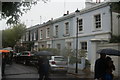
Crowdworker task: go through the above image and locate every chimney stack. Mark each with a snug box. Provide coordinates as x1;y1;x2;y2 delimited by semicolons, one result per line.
96;0;101;3
85;0;96;8
67;11;69;14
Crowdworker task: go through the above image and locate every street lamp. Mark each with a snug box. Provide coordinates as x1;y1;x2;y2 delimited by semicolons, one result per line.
75;9;80;73
75;17;79;73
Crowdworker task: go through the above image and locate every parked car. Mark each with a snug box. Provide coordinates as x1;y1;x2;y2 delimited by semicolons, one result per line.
49;56;68;73
13;53;20;58
15;51;35;65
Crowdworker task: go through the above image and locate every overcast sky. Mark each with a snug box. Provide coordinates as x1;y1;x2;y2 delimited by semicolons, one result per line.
20;0;86;28
0;0;105;30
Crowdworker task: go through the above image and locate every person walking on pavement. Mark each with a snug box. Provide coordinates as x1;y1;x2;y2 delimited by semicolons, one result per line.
2;52;7;76
38;56;50;80
94;53;107;80
103;56;115;80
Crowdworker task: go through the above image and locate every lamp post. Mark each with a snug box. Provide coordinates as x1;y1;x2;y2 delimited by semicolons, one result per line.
75;9;80;73
75;17;79;73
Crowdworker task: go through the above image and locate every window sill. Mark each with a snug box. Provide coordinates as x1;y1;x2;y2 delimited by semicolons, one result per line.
46;37;50;39
78;31;84;34
53;36;58;38
63;34;70;37
92;29;102;32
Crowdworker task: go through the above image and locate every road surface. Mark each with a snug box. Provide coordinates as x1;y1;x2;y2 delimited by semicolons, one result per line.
2;63;81;80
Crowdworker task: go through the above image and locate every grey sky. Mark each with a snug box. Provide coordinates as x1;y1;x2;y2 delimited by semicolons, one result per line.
20;0;86;28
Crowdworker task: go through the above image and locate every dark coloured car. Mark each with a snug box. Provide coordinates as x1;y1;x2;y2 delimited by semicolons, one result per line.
15;51;35;65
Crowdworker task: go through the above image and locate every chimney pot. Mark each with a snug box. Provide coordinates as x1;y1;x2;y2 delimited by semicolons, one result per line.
67;11;69;14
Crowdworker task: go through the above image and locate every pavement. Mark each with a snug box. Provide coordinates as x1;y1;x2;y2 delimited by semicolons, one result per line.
67;68;94;79
67;68;120;80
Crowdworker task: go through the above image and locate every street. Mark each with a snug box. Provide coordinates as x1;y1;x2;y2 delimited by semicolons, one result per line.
2;63;83;80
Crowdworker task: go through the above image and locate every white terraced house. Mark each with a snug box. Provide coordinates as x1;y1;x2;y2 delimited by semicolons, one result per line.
20;1;120;76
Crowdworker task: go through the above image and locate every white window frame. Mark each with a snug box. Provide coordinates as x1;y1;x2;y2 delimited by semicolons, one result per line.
26;32;29;41
66;42;72;49
57;44;61;50
80;41;87;51
40;30;43;39
46;28;50;38
94;14;101;30
65;22;69;34
34;32;36;40
55;25;58;37
22;35;25;41
47;44;51;48
30;33;32;41
78;19;83;32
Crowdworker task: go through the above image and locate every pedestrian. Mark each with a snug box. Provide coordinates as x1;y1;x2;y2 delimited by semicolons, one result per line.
103;56;115;80
2;52;7;76
38;56;50;80
94;53;107;80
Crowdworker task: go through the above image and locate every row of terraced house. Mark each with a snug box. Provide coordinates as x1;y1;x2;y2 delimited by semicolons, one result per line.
20;2;120;75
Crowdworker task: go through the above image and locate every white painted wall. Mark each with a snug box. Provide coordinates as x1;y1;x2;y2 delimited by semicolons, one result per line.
112;12;120;36
73;6;111;37
73;5;112;72
0;30;2;48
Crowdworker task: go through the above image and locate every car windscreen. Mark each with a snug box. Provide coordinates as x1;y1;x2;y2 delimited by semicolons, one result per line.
54;57;66;61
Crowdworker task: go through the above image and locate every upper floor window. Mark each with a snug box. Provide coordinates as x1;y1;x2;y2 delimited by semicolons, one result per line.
80;42;87;51
65;22;69;34
30;33;32;41
57;44;61;50
34;32;36;40
55;25;58;36
94;14;101;29
46;28;50;38
66;42;72;49
41;45;44;48
47;44;51;48
40;30;43;39
26;32;29;41
78;19;83;32
22;35;25;41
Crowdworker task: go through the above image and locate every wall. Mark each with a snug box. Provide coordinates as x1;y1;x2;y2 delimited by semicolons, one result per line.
97;43;120;76
0;52;1;80
0;30;2;48
112;12;120;36
74;6;111;37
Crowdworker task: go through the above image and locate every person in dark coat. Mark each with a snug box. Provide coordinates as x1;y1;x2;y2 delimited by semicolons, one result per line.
103;56;115;80
2;53;7;76
94;53;107;80
38;56;50;80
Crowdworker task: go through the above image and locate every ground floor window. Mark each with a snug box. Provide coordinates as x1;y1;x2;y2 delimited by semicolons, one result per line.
57;44;61;50
80;41;87;51
66;42;72;49
47;44;51;48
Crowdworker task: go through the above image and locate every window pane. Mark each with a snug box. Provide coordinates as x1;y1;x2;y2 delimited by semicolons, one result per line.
81;42;87;50
78;19;83;31
94;14;101;29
